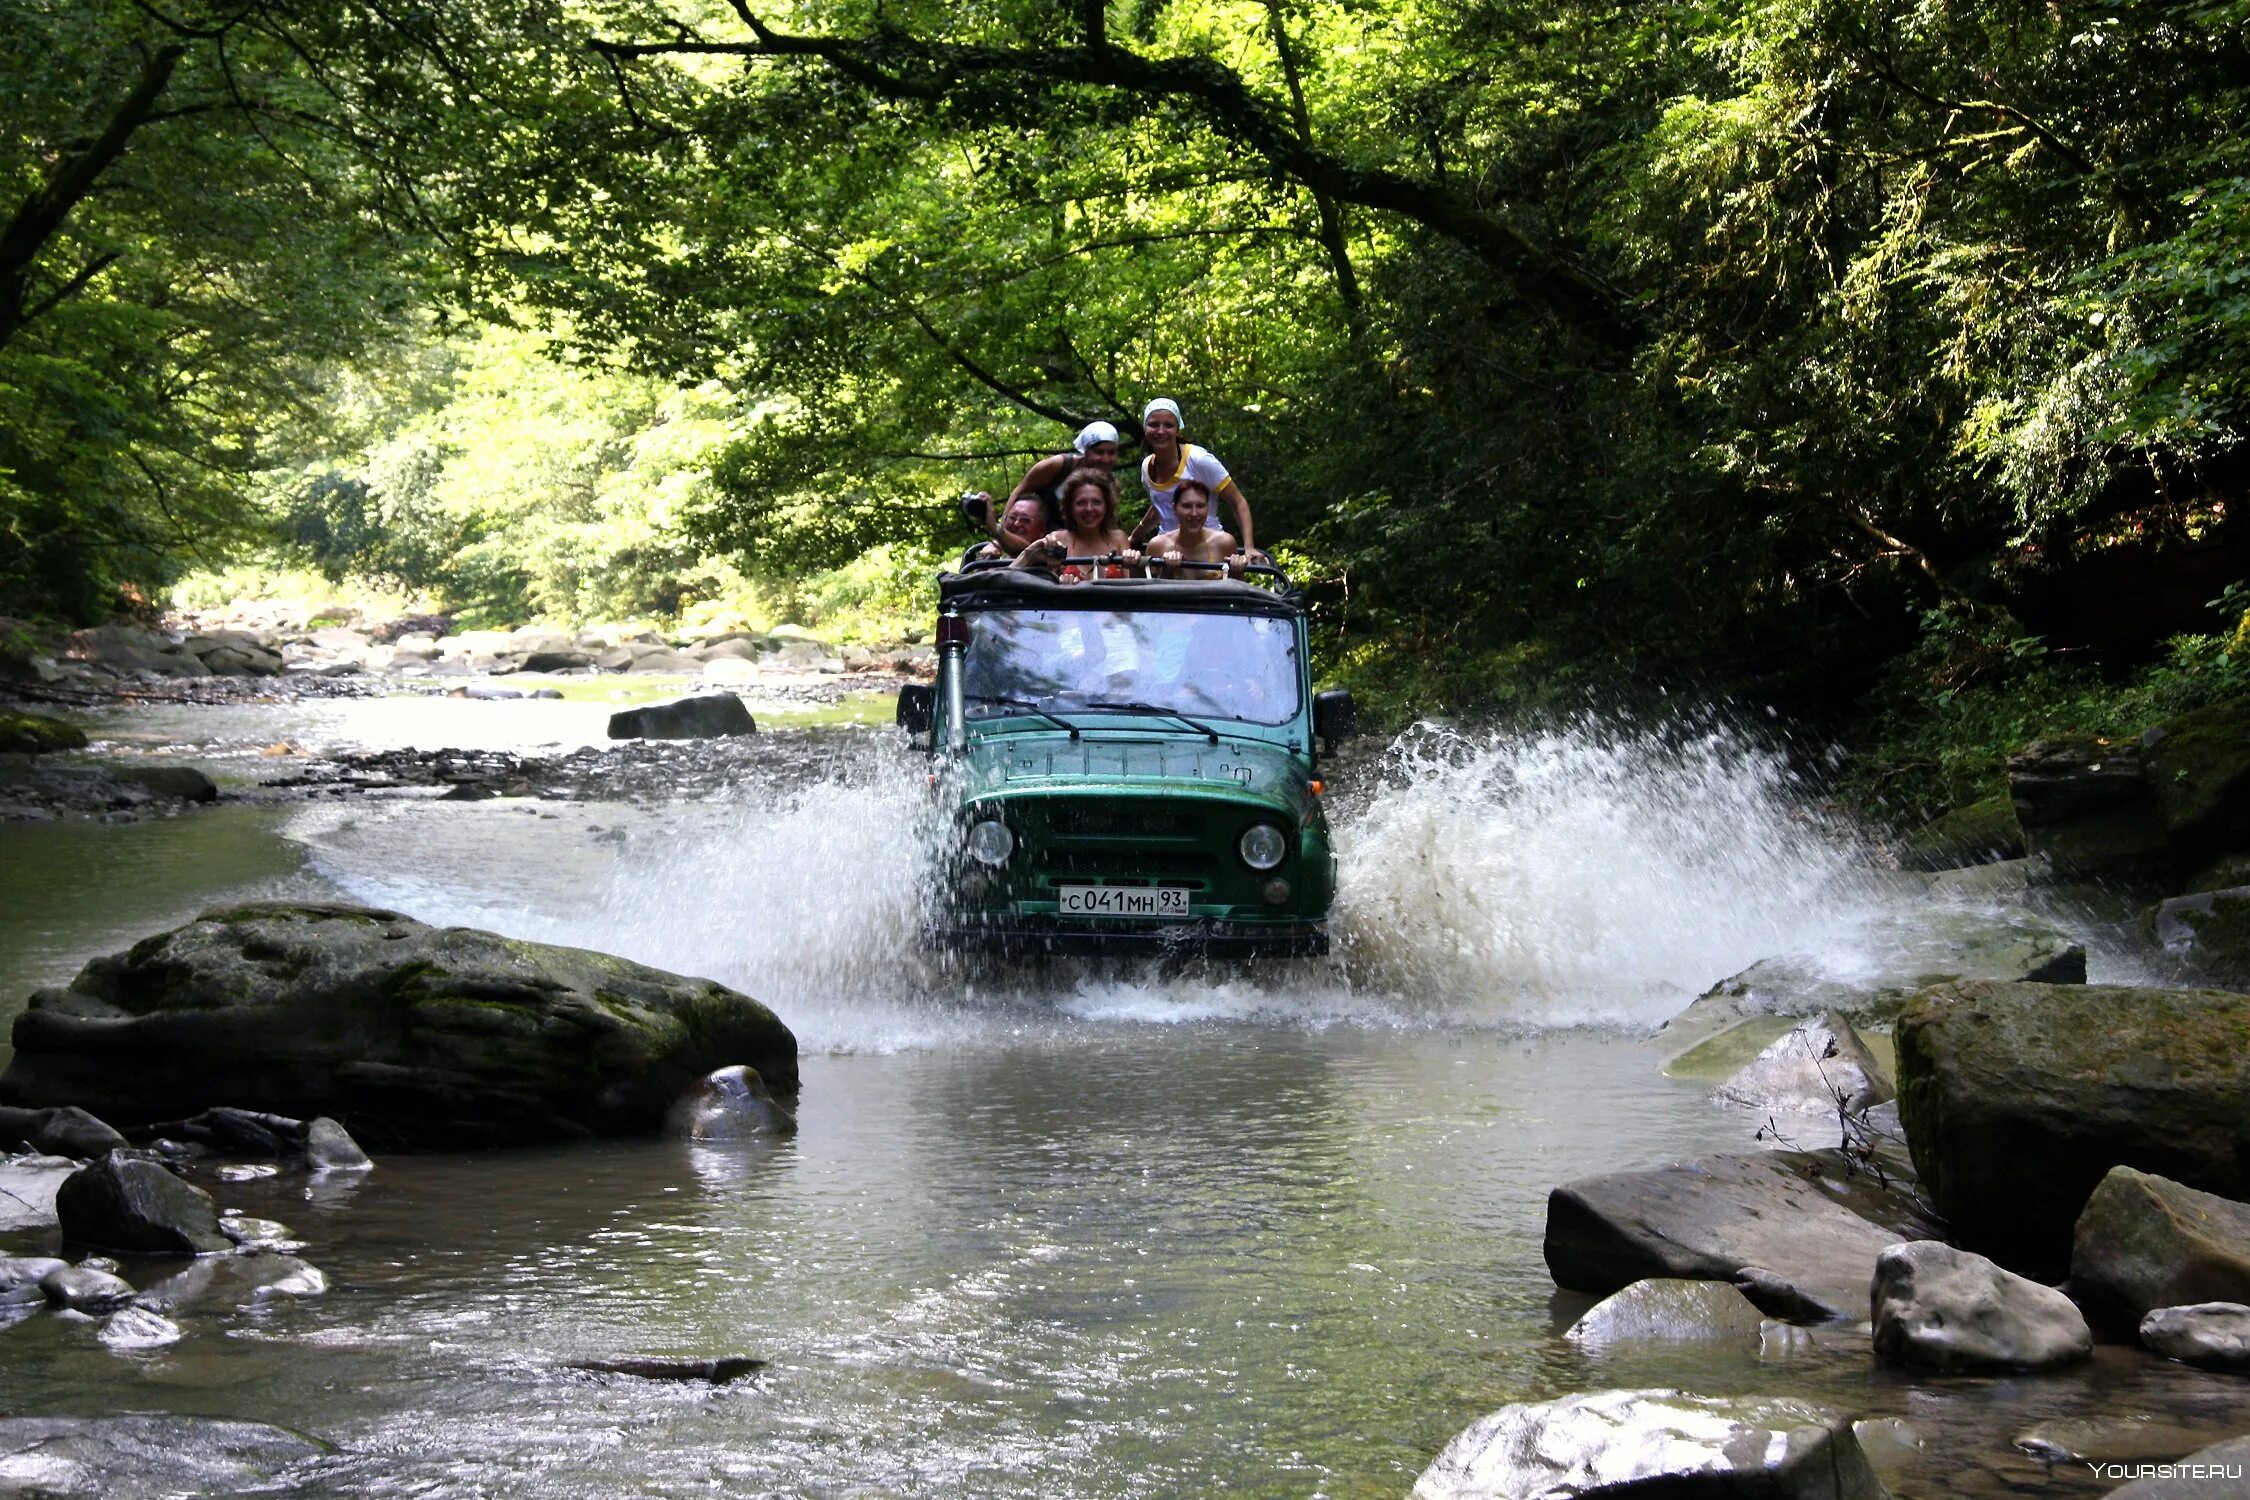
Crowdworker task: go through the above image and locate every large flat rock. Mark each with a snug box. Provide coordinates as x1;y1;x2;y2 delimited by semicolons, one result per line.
1544;1148;1935;1323
1895;981;2250;1272
0;903;797;1150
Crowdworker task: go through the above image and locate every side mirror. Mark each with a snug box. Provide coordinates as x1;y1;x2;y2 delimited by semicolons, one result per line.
896;684;934;735
1312;688;1357;747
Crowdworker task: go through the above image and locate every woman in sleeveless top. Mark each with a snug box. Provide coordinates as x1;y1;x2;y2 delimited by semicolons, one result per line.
1129;398;1255;554
1013;467;1139;581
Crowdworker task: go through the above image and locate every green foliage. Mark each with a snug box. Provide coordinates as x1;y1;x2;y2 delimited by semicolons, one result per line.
273;324;747;625
1842;589;2250;821
10;0;2248;754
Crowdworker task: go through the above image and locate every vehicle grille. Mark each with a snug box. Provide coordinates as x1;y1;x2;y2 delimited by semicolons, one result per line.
1049;805;1201;840
1031;849;1220;890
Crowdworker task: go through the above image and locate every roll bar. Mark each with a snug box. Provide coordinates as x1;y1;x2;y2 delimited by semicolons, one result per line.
949;550;1293;591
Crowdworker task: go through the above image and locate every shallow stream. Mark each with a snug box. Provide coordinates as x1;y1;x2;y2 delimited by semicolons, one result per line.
1;699;2243;1496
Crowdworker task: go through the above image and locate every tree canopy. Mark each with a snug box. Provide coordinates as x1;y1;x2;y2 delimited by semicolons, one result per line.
7;1;2247;728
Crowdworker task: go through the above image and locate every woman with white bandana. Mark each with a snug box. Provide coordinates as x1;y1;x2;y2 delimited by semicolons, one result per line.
966;420;1121;555
1128;398;1256;555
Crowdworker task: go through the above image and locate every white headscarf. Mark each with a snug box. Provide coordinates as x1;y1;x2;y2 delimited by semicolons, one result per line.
1073;420;1120;454
1140;397;1183;430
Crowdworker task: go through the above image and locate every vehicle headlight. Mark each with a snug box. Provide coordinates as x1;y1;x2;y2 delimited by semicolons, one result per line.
1238;823;1287;870
966;818;1015;867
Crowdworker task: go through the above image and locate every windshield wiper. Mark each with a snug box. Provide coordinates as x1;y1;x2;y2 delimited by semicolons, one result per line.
1075;700;1222;744
964;694;1079;738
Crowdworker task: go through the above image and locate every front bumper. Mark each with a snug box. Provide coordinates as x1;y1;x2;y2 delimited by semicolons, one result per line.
922;914;1329;959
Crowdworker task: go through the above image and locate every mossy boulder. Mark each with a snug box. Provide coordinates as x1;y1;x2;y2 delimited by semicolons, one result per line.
2070;1167;2250;1328
0;708;87;755
1897;794;2024;871
2006;733;2172;880
2144;702;2250;852
0;903;797;1150
1894;980;2250;1272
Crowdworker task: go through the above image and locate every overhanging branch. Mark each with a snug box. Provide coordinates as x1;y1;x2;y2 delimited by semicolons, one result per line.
597;12;1630;338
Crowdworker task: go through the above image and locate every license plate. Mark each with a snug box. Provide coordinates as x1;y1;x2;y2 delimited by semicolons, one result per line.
1055;884;1192;919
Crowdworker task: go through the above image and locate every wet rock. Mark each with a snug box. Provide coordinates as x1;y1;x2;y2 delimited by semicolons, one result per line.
2014;1415;2233;1466
520;649;594;673
2071;1167;2250;1326
112;766;219;803
1;902;798;1150
54;1151;231;1255
2104;1433;2250;1496
2008;733;2171;880
1713;1012;1892;1116
1664;907;2083;1051
139;1253;326;1312
2142;1303;2250;1371
0;708;88;754
1410;1388;1891;1500
0;1154;82;1232
1870;1240;2091;1372
2146;887;2250;988
0;1104;128;1157
1927;856;2045;899
1898;795;2024;871
0;1256;69;1301
669;1065;797;1140
569;1355;766;1383
96;1306;183;1350
454;684;523;701
220;1212;304;1253
40;1263;136;1313
608;692;756;740
1895;981;2250;1271
1544;1148;1934;1323
304;1116;372;1171
1564;1279;1771;1349
0;1415;325;1497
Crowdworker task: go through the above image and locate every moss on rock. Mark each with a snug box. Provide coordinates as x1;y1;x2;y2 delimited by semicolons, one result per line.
0;708;87;755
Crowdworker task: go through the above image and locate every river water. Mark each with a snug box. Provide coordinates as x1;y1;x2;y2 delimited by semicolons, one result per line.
1;697;2244;1496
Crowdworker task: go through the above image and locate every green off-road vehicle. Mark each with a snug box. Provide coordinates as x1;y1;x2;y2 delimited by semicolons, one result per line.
898;556;1355;958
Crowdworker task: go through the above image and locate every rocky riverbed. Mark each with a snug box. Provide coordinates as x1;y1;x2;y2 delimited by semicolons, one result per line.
5;662;2250;1495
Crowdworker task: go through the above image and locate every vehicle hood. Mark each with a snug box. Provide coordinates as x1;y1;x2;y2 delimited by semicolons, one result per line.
963;733;1311;818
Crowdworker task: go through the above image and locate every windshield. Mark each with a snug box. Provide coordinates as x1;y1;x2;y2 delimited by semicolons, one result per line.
962;608;1302;727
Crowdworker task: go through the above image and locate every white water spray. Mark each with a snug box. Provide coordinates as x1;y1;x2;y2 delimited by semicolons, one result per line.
1328;721;1885;1025
288;717;1895;1044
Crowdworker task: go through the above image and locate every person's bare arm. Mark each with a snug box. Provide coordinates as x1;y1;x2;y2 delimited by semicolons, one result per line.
1011;533;1068;573
1128;505;1161;548
1008;454;1068;504
1218;481;1253;553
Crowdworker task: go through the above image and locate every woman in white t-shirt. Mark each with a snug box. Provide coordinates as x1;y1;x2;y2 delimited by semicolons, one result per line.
1129;398;1255;554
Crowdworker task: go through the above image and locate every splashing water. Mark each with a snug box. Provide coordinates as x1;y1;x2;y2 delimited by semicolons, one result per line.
1326;719;1884;1025
289;716;1892;1045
